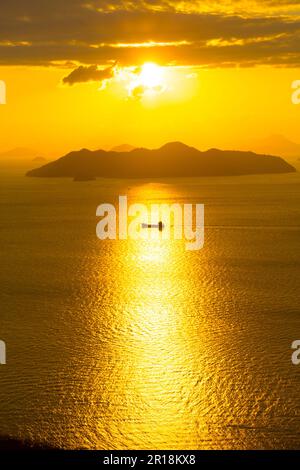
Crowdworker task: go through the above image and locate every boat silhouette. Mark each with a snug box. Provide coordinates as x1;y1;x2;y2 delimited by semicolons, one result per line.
141;221;164;231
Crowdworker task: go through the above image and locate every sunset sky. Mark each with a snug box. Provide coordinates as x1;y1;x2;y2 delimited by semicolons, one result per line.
0;0;300;156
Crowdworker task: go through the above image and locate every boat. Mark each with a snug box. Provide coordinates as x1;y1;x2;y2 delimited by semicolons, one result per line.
141;221;164;231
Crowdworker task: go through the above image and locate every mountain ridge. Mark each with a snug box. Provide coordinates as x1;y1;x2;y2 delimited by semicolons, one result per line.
252;135;300;158
26;142;296;178
110;144;136;153
0;147;38;159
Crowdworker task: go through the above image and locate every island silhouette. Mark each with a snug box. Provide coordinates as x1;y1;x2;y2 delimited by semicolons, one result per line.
26;142;296;179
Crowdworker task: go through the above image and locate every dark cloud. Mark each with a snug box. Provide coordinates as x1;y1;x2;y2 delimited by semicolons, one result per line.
0;1;299;67
129;83;165;98
62;64;115;85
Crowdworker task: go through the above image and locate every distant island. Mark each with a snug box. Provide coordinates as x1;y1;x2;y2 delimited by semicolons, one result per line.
26;142;296;179
32;156;47;164
0;435;53;450
0;148;47;170
0;147;37;159
110;144;136;153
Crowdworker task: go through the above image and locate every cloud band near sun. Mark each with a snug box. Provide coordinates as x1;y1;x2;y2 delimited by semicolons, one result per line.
62;62;171;101
63;64;116;85
0;1;300;68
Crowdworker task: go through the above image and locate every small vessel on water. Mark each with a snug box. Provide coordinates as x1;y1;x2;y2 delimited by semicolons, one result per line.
141;221;164;231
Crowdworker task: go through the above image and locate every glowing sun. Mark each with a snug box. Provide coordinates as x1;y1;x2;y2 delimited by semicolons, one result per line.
139;62;164;88
128;62;166;98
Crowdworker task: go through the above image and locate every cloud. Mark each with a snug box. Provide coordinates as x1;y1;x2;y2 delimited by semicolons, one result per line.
0;1;300;68
130;84;148;98
129;83;165;99
63;64;115;85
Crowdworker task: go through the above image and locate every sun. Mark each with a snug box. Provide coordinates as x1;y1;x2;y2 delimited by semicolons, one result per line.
139;62;164;89
124;62;166;98
114;62;168;99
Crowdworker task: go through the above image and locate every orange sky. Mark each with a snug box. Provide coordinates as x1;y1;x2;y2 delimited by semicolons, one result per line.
0;1;300;157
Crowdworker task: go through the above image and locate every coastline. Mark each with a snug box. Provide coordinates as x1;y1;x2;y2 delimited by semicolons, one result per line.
0;436;53;450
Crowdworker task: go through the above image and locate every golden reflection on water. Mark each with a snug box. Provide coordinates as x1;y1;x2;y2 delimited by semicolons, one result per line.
113;242;196;448
2;177;300;449
48;181;297;450
92;184;212;449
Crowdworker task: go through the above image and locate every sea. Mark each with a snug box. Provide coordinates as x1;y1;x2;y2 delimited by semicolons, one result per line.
1;169;300;449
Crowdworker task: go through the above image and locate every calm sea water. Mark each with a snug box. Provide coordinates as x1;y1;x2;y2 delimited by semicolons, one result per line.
1;170;300;449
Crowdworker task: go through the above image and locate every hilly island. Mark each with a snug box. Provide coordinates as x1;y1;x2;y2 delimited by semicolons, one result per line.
26;142;296;179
